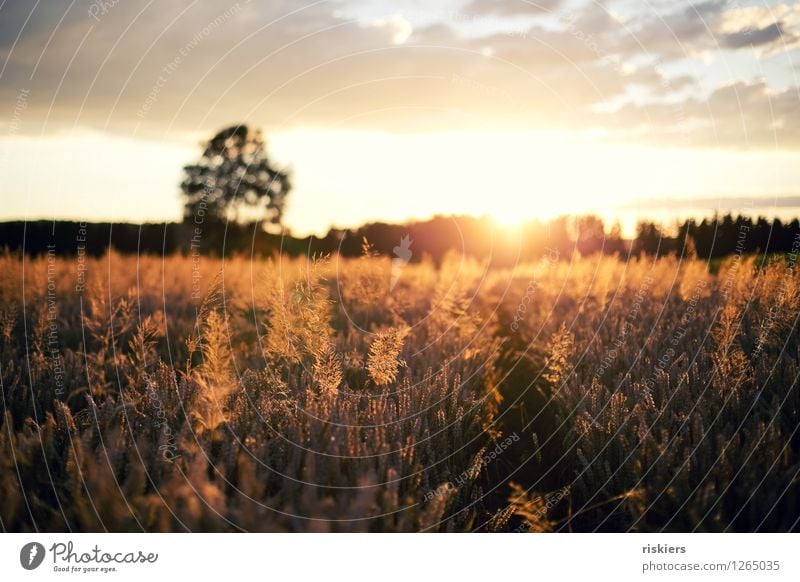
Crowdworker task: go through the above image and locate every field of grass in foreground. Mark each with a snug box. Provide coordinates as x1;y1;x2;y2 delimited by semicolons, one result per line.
1;248;799;532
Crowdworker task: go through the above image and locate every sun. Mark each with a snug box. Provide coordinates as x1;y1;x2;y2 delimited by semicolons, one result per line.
489;208;527;229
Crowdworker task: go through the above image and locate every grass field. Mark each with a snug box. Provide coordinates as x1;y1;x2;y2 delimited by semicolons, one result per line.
1;246;799;532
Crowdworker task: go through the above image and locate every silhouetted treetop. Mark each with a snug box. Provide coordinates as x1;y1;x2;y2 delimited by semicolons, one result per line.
181;124;291;225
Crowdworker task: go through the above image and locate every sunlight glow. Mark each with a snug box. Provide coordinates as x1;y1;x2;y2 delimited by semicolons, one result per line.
2;129;800;237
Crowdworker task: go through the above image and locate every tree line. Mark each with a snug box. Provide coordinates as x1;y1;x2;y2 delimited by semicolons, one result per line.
2;213;798;263
2;124;797;262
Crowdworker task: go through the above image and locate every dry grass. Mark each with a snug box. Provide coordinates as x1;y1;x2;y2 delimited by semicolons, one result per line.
0;248;798;532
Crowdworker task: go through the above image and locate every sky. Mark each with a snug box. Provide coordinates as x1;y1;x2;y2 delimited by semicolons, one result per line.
1;0;800;236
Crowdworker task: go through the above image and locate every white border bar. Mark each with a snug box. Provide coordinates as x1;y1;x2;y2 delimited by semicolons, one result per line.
2;533;798;581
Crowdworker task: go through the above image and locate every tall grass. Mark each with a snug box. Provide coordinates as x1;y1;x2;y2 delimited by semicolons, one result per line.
0;248;798;531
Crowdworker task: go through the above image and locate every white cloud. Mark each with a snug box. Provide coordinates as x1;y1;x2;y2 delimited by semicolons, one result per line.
370;14;413;45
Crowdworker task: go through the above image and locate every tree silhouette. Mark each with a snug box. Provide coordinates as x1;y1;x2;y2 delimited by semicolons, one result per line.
634;221;666;256
181;124;291;226
573;215;606;255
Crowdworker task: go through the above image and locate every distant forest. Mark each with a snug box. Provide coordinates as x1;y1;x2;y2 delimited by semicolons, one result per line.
1;213;799;263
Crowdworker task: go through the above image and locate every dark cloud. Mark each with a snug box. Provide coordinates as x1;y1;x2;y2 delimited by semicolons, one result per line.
722;21;790;49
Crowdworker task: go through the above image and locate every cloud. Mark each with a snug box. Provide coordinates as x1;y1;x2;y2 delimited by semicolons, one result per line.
0;0;797;150
371;14;413;45
597;80;800;148
718;5;800;56
610;0;800;59
0;1;406;133
722;22;786;49
610;1;727;60
0;0;650;137
463;0;560;17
